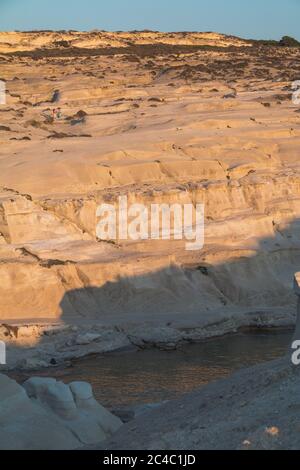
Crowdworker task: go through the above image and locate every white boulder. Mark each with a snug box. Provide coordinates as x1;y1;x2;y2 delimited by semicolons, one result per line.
0;373;122;449
69;381;122;435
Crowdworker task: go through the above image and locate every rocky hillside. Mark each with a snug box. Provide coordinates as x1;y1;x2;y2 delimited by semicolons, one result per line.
0;32;300;335
0;30;250;54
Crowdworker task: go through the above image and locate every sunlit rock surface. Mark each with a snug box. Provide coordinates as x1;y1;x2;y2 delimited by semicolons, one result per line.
0;31;300;344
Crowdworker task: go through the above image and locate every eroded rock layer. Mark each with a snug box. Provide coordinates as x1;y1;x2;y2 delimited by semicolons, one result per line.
0;31;300;333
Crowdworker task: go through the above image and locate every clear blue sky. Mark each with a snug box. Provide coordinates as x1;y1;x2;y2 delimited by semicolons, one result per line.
0;0;300;40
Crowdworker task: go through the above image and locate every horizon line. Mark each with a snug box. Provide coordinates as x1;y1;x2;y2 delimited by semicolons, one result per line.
0;29;290;42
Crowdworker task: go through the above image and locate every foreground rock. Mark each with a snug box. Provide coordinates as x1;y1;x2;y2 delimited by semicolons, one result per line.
0;374;122;450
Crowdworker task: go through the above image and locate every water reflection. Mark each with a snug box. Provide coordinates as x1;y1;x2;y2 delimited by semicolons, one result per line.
12;330;292;408
55;330;293;406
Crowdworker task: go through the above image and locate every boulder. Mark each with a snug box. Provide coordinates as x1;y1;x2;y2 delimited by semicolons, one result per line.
0;374;78;450
25;379;77;419
69;381;122;434
0;373;122;449
23;376;122;444
23;376;57;398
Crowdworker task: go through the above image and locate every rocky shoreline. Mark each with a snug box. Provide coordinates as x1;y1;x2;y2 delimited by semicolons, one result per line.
0;290;297;450
0;323;294;450
0;307;295;371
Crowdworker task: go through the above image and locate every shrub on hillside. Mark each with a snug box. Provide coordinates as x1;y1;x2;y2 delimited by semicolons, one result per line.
279;36;300;47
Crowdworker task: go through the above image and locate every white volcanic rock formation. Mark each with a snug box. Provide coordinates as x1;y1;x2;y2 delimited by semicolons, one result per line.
0;31;300;338
0;373;122;449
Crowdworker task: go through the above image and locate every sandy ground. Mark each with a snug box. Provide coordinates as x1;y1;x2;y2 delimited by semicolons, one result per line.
0;32;300;366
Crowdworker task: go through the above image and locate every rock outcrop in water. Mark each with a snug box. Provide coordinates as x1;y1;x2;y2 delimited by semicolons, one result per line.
0;373;122;450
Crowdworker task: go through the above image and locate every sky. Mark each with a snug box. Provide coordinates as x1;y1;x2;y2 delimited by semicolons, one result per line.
0;0;300;40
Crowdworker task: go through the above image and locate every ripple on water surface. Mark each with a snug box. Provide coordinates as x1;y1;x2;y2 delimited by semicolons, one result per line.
18;330;291;408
